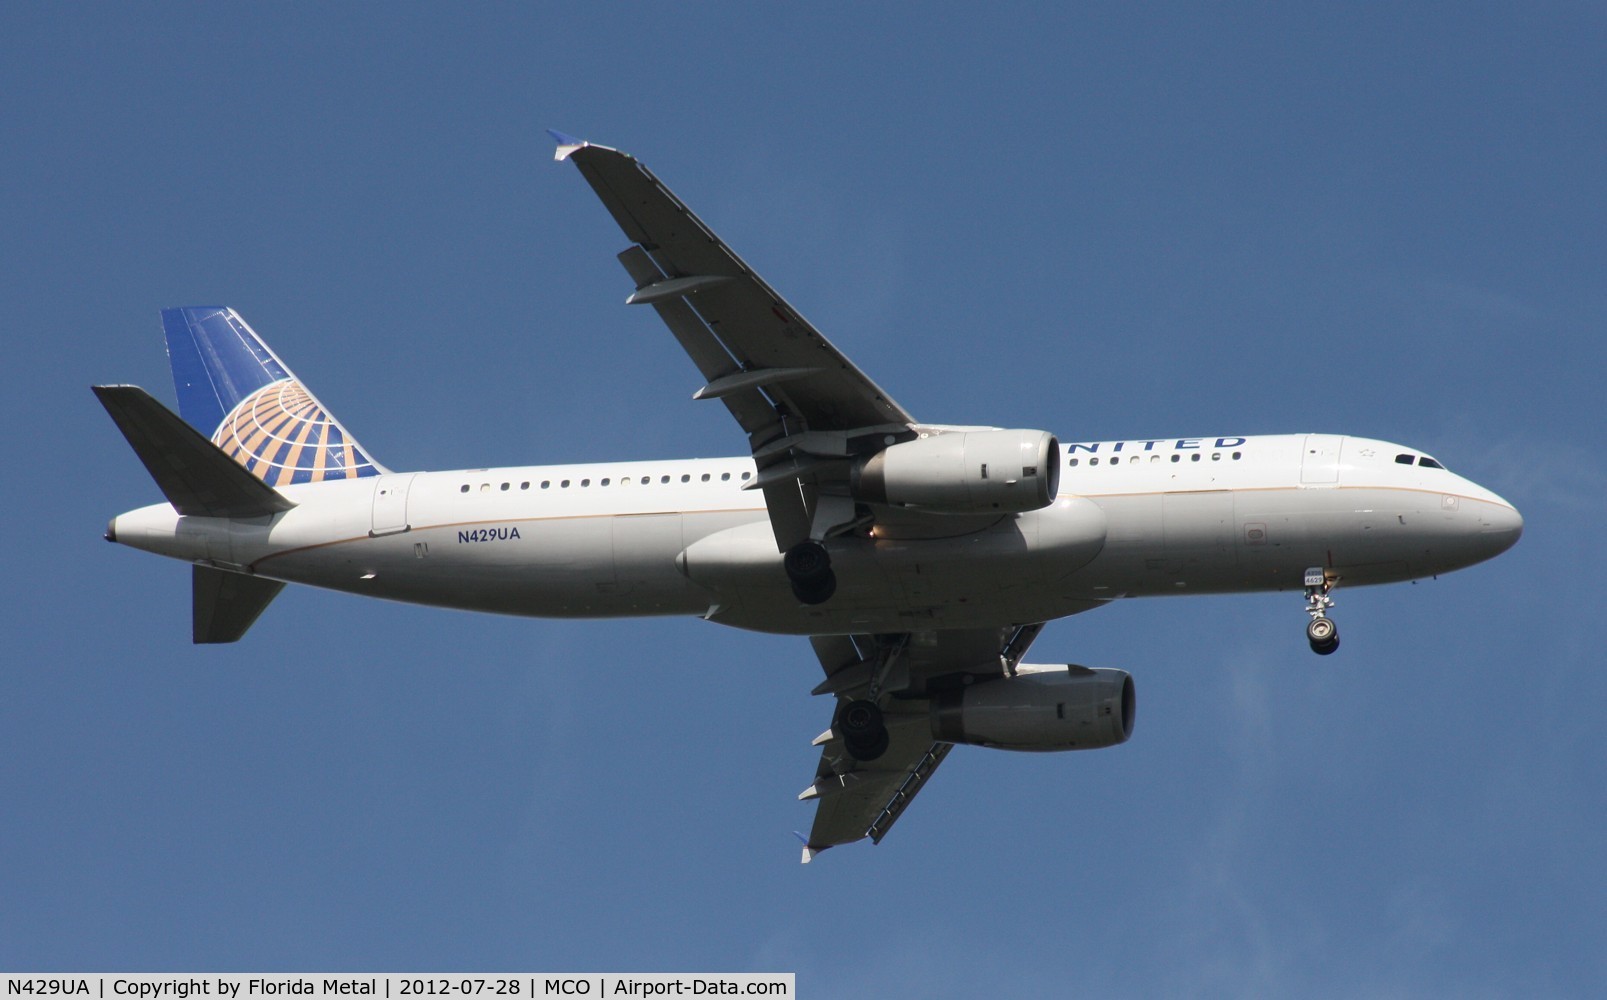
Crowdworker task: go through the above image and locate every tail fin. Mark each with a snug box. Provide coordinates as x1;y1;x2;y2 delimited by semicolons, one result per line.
162;307;388;486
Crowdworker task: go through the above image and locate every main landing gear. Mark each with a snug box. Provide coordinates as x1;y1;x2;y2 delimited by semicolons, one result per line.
1303;566;1340;655
784;540;836;605
836;699;890;761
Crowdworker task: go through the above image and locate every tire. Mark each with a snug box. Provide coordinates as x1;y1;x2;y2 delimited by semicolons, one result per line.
1306;617;1337;644
791;573;837;605
1310;634;1340;656
783;541;831;582
839;699;889;761
784;541;835;605
846;726;890;761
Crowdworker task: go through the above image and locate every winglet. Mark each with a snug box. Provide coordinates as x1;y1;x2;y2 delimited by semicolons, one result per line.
793;831;823;865
548;129;589;162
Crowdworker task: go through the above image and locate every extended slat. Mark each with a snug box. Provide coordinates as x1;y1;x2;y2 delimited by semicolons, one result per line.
868;743;953;844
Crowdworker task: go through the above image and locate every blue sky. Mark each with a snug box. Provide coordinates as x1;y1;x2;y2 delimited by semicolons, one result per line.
3;3;1602;995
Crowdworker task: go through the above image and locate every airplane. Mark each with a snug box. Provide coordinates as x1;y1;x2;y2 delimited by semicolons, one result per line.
94;133;1524;861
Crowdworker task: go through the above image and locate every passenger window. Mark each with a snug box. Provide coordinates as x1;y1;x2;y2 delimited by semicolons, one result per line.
661;475;670;484
581;479;590;487
561;480;570;488
520;481;529;490
1090;457;1100;466
541;481;550;489
701;473;711;482
1211;453;1220;461
1170;455;1180;463
501;483;509;491
1232;452;1242;460
460;484;469;493
741;471;751;481
721;472;731;481
601;478;611;486
1191;454;1201;462
1069;458;1079;467
479;484;489;493
681;474;690;483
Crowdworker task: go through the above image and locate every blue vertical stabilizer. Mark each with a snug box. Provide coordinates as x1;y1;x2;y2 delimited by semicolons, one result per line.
160;307;386;486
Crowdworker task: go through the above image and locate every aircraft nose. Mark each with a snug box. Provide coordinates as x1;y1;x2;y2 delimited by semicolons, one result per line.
1479;501;1524;557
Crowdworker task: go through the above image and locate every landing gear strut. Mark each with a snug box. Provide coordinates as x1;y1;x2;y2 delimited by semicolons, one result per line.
837;699;889;761
784;541;836;605
1303;566;1340;655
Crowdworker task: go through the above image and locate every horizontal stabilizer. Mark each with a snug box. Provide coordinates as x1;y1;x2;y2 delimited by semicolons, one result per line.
193;565;285;644
92;385;297;518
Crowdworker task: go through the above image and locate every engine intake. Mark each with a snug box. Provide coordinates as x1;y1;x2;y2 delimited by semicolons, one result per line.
853;429;1060;514
931;664;1134;751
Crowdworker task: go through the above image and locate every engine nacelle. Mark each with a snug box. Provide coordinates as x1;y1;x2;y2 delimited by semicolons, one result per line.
853;429;1060;514
931;664;1134;751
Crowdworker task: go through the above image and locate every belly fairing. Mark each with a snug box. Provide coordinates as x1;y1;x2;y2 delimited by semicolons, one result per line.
677;496;1108;633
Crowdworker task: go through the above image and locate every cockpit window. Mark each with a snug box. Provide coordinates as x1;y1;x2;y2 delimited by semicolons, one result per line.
1418;456;1445;470
1395;454;1415;465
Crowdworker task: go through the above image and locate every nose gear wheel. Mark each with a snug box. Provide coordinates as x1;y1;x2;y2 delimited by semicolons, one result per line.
1303;567;1341;655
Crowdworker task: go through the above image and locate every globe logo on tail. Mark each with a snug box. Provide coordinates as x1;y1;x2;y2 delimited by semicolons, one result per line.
212;379;380;486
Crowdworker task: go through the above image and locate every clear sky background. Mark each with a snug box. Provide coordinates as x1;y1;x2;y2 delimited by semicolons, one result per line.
3;4;1602;995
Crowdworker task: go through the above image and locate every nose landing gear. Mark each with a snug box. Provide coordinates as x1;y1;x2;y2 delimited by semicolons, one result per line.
1303;566;1340;655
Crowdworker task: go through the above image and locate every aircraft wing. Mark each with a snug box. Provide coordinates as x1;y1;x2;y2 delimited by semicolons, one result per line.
553;132;920;548
797;625;1045;861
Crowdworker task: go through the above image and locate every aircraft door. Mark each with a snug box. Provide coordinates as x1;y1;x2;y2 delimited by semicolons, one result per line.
1300;434;1343;484
370;473;418;536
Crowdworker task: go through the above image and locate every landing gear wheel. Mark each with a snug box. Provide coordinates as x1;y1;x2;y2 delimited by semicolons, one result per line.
784;541;836;605
1302;567;1340;655
838;699;889;761
1306;616;1340;656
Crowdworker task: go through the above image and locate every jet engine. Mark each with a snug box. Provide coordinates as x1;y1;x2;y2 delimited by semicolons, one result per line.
930;664;1134;751
853;429;1060;514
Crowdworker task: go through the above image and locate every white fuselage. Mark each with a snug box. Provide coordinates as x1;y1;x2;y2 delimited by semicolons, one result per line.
108;433;1523;635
